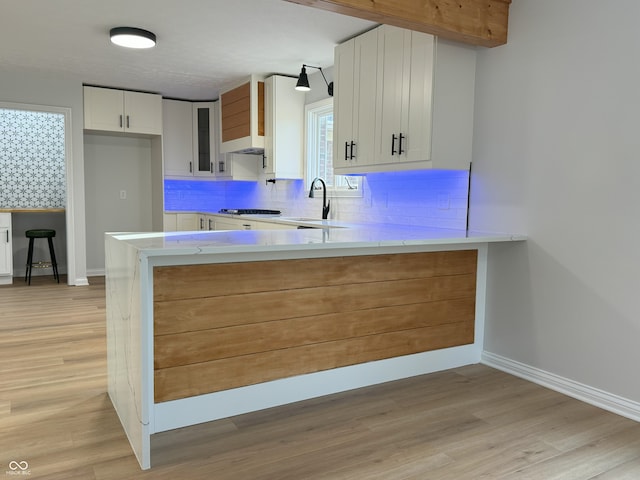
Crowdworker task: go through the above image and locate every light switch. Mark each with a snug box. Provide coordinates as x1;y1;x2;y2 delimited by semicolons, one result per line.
120;190;127;200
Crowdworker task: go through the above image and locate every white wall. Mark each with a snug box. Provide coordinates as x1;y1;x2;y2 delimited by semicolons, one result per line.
84;134;153;274
0;66;87;285
470;0;640;403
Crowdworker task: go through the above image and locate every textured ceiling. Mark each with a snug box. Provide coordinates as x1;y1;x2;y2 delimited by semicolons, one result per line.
0;0;375;100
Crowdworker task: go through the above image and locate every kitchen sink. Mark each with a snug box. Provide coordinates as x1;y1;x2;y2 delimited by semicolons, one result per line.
278;217;345;229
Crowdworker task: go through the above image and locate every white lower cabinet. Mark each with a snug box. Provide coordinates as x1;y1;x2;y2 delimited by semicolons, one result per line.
200;215;218;231
176;213;199;231
0;213;12;279
163;213;199;232
166;213;298;232
213;216;296;231
214;217;252;230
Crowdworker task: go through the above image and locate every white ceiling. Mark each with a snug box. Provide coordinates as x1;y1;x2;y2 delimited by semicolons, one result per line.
0;0;376;100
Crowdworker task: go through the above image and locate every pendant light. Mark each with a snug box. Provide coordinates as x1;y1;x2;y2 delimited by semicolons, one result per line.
110;27;156;49
295;64;333;96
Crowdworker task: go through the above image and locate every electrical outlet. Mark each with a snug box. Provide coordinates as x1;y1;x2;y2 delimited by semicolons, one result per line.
119;190;127;200
437;193;450;209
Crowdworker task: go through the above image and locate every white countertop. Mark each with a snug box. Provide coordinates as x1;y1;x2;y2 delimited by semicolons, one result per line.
108;219;526;258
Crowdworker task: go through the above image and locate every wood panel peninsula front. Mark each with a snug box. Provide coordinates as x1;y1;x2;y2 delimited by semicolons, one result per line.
105;223;525;469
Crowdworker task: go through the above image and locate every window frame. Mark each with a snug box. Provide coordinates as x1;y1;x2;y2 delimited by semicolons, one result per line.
304;98;362;197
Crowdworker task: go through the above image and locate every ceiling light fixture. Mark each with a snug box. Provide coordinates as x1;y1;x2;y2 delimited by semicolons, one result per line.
110;27;156;49
295;64;333;96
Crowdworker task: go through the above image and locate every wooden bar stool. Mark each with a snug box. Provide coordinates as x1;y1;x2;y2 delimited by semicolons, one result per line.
25;229;59;285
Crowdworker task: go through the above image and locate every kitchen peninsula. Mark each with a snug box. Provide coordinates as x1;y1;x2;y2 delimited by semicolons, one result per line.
105;223;525;469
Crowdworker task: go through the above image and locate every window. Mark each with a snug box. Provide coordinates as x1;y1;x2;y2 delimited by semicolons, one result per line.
305;98;361;196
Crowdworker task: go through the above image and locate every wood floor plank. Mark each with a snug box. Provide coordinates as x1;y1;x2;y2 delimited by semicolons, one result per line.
590;456;640;479
1;275;640;479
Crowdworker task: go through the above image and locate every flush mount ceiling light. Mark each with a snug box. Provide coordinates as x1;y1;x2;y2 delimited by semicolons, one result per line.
295;64;333;96
110;27;156;49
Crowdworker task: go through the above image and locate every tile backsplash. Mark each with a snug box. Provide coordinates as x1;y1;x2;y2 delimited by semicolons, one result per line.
0;108;66;208
165;169;469;230
164;179;227;212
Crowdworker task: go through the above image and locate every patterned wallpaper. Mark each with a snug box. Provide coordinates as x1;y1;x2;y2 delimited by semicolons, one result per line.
0;108;66;208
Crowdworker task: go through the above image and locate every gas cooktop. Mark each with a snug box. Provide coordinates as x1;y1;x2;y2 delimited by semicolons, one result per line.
218;209;281;215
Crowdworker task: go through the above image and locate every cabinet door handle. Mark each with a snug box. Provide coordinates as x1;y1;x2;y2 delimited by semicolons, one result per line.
350;141;355;159
398;133;405;155
208;219;213;230
200;218;204;229
344;142;349;161
242;224;251;230
119;115;123;128
219;161;225;173
5;230;8;243
391;134;398;155
189;161;193;173
126;115;130;129
262;154;267;169
210;162;213;173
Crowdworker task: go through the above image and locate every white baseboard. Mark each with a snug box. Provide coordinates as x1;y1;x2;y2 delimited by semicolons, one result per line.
481;351;640;423
87;268;105;277
154;345;481;433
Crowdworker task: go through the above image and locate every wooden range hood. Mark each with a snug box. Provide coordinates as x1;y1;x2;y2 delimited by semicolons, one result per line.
283;0;512;48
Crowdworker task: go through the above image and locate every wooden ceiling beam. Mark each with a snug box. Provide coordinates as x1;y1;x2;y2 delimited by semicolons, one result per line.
283;0;511;47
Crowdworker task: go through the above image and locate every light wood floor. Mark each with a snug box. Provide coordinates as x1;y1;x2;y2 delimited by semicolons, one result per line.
1;277;640;479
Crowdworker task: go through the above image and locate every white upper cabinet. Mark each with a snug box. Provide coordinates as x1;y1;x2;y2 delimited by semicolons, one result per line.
263;75;306;179
219;75;265;154
334;25;476;174
212;102;259;181
334;27;379;171
163;99;194;177
214;153;259;181
163;100;220;179
83;86;162;135
192;102;217;177
377;25;434;165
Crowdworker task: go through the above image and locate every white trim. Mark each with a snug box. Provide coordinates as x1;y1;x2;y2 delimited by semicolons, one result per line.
304;97;363;197
74;277;90;286
481;351;640;423
154;344;480;433
474;245;488;350
0;101;79;286
87;268;106;277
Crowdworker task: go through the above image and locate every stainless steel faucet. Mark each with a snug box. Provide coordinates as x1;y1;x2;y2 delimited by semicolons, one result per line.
308;177;330;219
